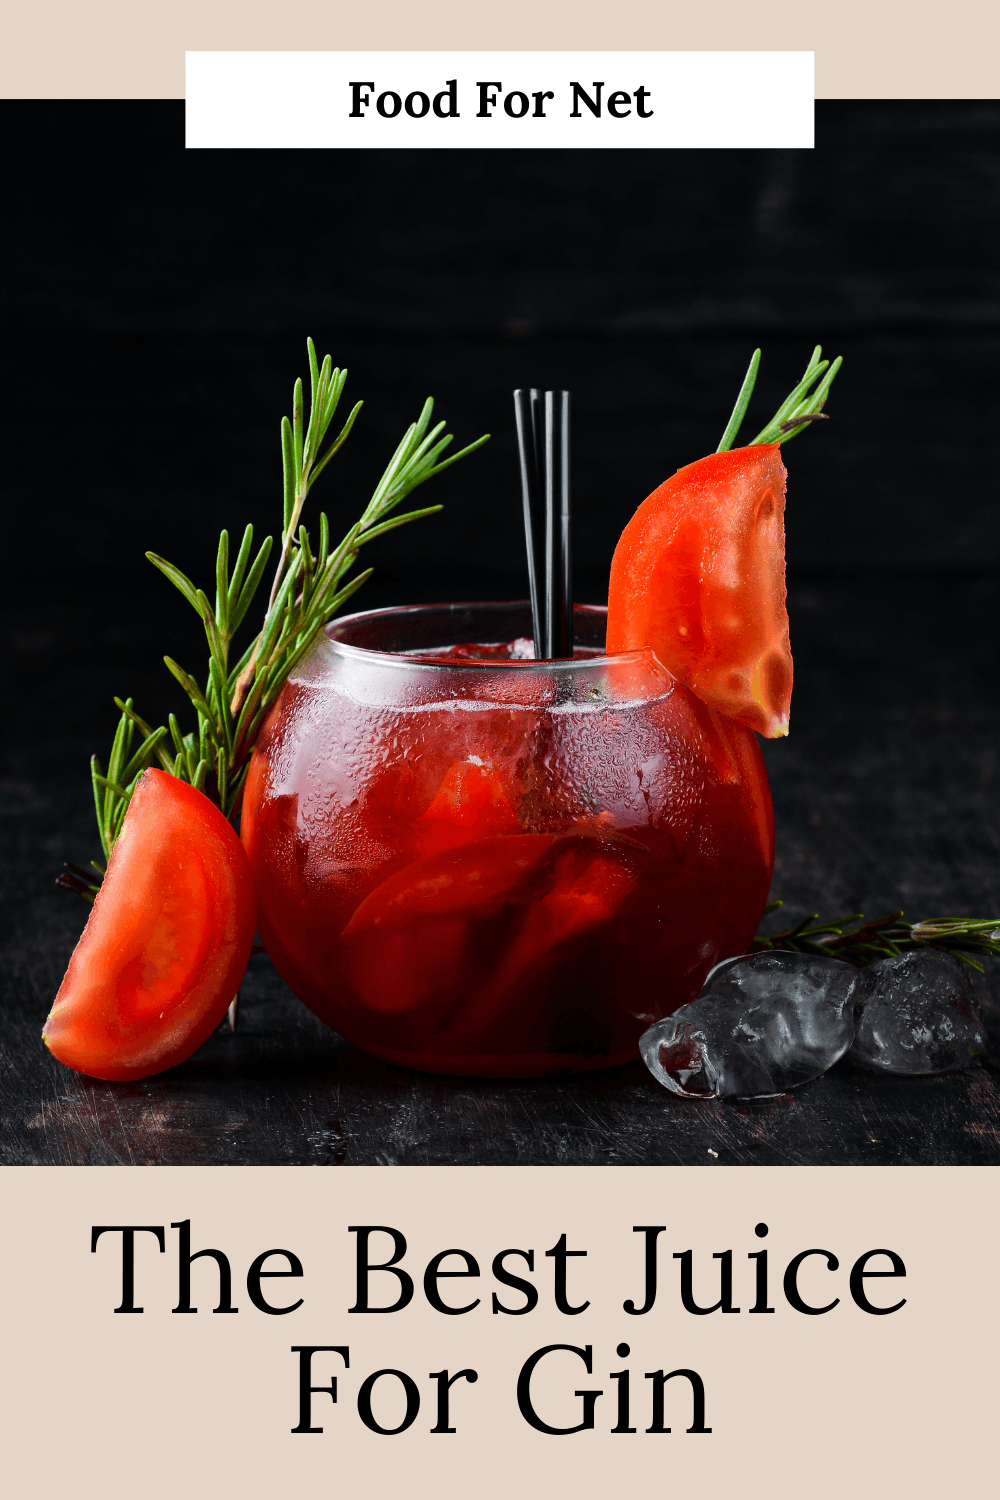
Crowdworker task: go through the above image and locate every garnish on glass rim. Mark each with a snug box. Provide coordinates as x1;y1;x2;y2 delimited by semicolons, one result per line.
605;345;842;741
61;340;489;896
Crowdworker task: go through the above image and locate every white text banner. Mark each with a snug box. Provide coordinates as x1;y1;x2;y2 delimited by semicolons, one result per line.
185;52;814;149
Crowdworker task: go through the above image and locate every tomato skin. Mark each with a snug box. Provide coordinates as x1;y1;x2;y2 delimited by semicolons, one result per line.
606;445;792;738
42;770;257;1081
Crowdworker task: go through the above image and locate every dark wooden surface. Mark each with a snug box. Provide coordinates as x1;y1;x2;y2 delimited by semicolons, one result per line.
1;101;998;1165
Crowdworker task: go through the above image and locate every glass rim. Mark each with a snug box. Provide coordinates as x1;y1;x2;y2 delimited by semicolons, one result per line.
321;600;656;673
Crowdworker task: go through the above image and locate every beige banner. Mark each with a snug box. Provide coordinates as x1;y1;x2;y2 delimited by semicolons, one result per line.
3;1164;995;1497
1;0;998;100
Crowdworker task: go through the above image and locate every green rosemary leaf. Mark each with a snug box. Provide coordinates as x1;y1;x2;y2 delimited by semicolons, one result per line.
950;951;986;972
754;906;1000;967
355;504;444;548
232;663;269;752
297;524;316;615
751;345;843;445
292;377;305;481
163;656;216;728
105;705;131;788
90;756;109;861
302;359;326;470
777;357;844;443
410;396;435;445
214;530;230;633
194;588;225;665
224;762;250;820
111;697;172;771
227;524;255;612
120;725;169;787
230;534;274;634
367;420;423;515
312;563;371;620
752;367;828;442
272;569;374;691
111;697;150;734
146;553;202;615
281;415;296;537
409;430;491;486
309;398;363;485
198;712;212;767
769;346;826;422
914;918;1000;940
298;523;315;576
306;360;349;472
255;563;299;666
716;348;761;452
208;655;234;757
92;770;132;800
401;424;452;476
324;521;362;574
321;366;349;429
167;713;186;759
306;338;321;430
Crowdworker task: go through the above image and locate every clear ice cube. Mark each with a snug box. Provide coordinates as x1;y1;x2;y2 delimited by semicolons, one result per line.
639;950;859;1099
849;949;988;1074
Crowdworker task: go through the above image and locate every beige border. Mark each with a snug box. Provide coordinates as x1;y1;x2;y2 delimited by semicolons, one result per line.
3;1165;997;1497
1;0;998;100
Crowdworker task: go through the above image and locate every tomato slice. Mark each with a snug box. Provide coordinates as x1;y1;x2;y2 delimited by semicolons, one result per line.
483;833;640;984
42;769;257;1081
339;834;554;1014
606;444;792;738
413;758;521;857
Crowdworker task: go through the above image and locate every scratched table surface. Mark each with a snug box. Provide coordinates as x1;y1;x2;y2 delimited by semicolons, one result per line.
2;573;997;1167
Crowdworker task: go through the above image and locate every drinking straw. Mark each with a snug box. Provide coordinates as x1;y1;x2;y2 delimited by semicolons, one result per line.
514;387;573;659
513;388;545;657
544;389;573;659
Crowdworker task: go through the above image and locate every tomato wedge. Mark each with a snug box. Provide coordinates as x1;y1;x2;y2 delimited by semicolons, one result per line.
413;758;521;857
43;769;257;1081
339;834;554;1015
606;444;792;738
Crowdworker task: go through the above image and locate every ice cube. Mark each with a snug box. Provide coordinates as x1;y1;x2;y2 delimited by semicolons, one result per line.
849;949;988;1074
639;950;859;1099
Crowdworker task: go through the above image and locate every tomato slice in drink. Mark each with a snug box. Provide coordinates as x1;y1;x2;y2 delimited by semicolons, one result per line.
43;770;257;1081
339;833;554;1014
413;758;521;858
494;833;636;974
606;444;792;738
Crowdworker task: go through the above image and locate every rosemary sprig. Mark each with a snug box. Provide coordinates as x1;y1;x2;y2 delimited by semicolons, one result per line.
717;345;843;452
86;339;489;867
753;901;1000;973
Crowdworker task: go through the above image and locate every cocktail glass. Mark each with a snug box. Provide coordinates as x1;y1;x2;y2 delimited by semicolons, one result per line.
241;601;774;1076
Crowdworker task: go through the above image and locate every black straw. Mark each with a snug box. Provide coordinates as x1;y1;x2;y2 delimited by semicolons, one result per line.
513;388;545;658
544;390;572;659
514;387;572;659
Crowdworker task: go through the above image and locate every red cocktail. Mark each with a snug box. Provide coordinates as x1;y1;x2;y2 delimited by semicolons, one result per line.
241;601;774;1076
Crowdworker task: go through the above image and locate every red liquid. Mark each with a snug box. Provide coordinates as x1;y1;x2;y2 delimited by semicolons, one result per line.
241;621;774;1077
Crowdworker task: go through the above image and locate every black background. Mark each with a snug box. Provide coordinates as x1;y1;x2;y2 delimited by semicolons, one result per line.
1;101;998;1164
